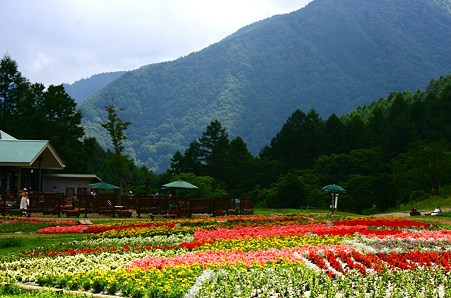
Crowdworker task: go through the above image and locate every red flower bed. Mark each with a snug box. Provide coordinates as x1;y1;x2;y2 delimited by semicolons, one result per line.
332;218;430;228
0;217;77;225
379;250;451;270
304;247;451;277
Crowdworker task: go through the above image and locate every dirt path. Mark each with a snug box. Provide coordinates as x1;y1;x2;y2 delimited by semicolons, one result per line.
374;212;410;217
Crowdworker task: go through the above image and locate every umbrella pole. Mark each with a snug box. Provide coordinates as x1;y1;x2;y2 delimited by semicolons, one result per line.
331;193;339;215
330;193;333;214
331;193;334;215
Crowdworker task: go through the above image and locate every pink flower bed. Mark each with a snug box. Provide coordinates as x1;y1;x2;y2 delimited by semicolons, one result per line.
127;244;451;274
127;245;345;270
37;225;87;234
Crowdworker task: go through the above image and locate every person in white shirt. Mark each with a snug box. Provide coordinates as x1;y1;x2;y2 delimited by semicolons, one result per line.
431;207;442;216
19;188;29;216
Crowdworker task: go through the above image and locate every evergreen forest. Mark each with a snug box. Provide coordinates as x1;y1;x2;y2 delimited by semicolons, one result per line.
167;74;451;213
2;54;450;214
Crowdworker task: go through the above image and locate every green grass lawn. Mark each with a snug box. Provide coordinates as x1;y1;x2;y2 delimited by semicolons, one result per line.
253;207;356;217
395;195;451;213
0;234;89;257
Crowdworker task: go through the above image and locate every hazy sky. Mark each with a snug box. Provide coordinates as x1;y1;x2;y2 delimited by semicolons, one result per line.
1;0;312;86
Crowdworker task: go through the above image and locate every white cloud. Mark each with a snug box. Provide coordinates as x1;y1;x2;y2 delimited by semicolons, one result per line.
0;0;311;85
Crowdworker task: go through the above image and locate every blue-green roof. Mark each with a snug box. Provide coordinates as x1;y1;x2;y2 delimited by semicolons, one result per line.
0;130;16;140
0;139;65;169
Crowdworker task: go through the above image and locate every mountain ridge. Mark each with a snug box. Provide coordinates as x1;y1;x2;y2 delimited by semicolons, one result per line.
79;0;451;172
64;71;127;103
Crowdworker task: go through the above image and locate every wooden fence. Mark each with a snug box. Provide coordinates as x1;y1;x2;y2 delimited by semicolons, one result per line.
0;192;253;218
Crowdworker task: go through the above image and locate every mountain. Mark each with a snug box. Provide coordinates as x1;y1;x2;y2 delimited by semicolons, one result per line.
64;71;127;103
79;0;451;172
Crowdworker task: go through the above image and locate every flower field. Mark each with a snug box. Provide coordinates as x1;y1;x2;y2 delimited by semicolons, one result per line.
1;214;451;297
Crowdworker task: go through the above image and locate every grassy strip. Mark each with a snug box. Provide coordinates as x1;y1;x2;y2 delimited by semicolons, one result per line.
411;213;451;229
395;195;451;213
0;283;89;297
0;234;89;257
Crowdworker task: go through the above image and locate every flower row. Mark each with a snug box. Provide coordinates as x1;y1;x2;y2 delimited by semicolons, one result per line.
28;257;451;297
127;244;451;274
2;214;449;297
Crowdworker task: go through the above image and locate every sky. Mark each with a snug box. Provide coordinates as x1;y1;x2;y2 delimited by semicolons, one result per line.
1;0;312;86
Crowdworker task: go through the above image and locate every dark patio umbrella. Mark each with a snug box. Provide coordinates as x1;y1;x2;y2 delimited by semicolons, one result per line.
322;184;346;215
161;180;198;189
322;184;346;193
161;180;197;216
89;181;120;190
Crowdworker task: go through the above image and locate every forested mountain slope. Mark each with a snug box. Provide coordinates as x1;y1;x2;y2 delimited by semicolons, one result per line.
79;0;451;172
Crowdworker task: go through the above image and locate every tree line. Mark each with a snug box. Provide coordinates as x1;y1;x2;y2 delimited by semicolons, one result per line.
0;55;154;191
166;75;451;213
1;54;450;213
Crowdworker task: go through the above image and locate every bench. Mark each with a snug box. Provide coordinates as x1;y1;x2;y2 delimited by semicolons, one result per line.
79;219;93;225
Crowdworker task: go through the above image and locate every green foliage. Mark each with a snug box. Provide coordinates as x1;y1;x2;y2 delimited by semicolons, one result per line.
223;137;256;197
393;194;451;215
99;105;132;186
170;74;451;213
78;0;451;172
3;0;451;216
268;173;306;208
168;173;228;198
0;284;85;297
0;54;29;132
0;238;21;249
261;110;325;171
409;190;429;202
0;54;94;173
0;222;56;234
0;55;154;189
101;105;130;156
251;187;278;208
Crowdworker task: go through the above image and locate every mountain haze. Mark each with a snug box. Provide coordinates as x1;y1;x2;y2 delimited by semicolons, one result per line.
64;71;127;103
79;0;451;172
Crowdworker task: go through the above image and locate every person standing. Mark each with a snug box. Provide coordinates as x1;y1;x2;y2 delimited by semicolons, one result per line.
71;193;78;209
19;188;29;216
127;191;134;208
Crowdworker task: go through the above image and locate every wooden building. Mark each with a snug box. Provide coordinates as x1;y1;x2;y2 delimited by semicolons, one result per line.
0;130;65;198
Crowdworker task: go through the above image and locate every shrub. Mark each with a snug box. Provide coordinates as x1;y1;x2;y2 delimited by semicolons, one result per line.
0;238;21;249
409;190;428;202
